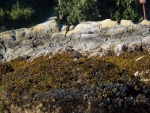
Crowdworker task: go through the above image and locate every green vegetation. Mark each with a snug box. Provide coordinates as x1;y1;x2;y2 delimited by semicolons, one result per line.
10;1;34;20
0;0;56;32
55;0;148;25
1;0;150;32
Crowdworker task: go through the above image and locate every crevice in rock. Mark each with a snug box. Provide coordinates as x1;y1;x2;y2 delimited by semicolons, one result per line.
0;40;6;52
140;39;143;51
65;26;69;37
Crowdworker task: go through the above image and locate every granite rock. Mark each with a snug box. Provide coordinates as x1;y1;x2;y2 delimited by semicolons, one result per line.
0;18;150;61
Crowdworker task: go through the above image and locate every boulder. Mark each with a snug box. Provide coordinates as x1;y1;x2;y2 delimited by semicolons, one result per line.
120;19;134;26
140;19;150;26
101;19;118;28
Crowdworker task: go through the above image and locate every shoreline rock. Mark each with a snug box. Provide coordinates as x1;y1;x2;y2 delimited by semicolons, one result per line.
0;18;150;61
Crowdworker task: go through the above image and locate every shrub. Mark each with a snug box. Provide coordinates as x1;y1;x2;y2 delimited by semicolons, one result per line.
10;1;34;21
0;8;5;23
55;0;144;25
111;0;142;22
0;0;55;31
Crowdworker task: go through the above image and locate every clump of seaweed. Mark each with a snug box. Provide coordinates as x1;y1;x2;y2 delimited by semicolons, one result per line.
103;51;150;83
0;51;149;112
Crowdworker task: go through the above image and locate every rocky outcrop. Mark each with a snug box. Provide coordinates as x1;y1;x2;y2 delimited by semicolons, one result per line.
0;18;150;113
0;18;150;61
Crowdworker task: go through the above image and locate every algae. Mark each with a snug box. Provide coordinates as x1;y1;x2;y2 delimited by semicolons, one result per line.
0;51;149;112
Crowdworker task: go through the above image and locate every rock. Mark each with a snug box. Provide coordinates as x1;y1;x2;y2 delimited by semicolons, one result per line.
140;19;150;26
128;39;142;51
0;18;150;61
0;34;12;40
120;19;134;26
134;71;140;77
66;21;109;37
139;70;150;83
61;25;69;32
69;25;75;30
60;25;69;35
142;36;150;52
101;19;118;28
107;25;127;36
69;21;101;33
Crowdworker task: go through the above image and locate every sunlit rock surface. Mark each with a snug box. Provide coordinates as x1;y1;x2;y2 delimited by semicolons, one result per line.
0;18;150;61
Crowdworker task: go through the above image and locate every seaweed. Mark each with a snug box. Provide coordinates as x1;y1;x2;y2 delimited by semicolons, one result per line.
0;51;149;112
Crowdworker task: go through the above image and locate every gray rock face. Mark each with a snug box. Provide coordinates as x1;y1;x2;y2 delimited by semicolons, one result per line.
0;18;150;61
